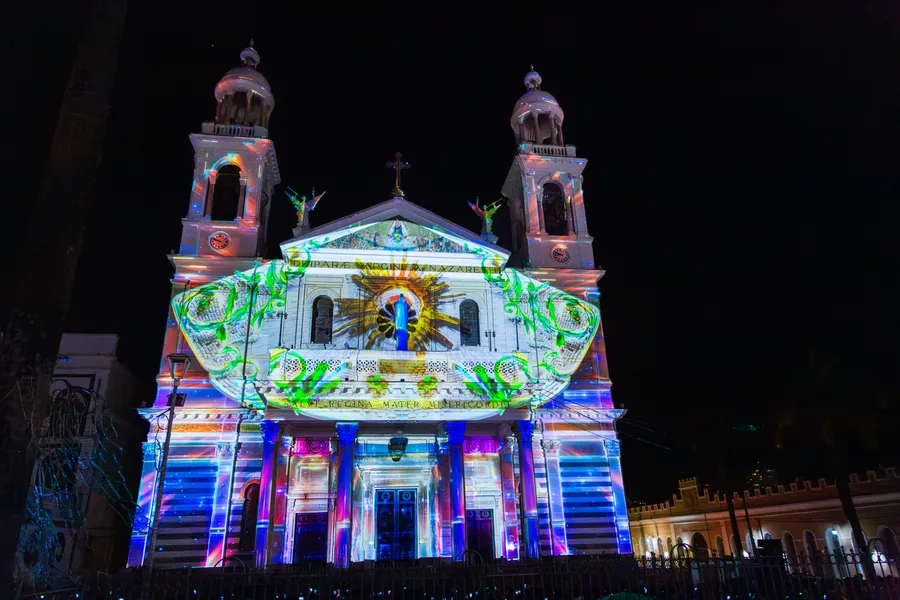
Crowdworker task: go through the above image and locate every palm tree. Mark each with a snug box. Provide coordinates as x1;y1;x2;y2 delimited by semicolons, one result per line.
774;352;896;581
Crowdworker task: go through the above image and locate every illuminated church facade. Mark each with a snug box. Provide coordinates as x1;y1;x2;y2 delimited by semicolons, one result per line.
127;45;632;570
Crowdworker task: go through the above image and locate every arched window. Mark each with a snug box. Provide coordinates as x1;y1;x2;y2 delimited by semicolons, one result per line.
783;532;799;572
691;533;709;560
745;532;755;556
657;537;664;556
541;182;568;236
311;296;334;344
666;537;673;555
715;535;726;559
210;164;243;221
239;482;260;552
675;536;685;558
459;300;480;347
825;528;849;578
877;526;899;559
764;532;774;540
803;530;818;557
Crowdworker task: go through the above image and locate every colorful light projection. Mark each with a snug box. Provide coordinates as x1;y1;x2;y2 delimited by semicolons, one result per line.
319;219;468;253
172;227;600;416
333;258;462;351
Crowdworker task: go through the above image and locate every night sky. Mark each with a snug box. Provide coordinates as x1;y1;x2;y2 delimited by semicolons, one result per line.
9;2;900;502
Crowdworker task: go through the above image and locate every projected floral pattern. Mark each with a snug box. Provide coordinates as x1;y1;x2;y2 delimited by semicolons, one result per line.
171;221;601;415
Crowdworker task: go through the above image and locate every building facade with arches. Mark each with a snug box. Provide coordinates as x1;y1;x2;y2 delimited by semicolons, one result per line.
629;471;900;576
125;47;632;571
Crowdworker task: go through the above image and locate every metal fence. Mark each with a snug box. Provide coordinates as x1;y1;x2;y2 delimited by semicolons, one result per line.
22;551;900;600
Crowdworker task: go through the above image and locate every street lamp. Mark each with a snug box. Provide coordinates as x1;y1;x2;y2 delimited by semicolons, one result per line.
144;352;192;583
167;352;191;388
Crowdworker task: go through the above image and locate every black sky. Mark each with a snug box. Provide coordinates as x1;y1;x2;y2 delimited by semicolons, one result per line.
8;2;900;501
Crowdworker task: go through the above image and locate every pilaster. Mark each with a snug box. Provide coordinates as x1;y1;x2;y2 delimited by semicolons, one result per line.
333;422;359;567
445;421;468;561
205;442;236;566
127;442;159;567
604;438;632;554
269;433;293;563
542;439;568;555
255;420;279;566
516;420;540;558
497;429;520;560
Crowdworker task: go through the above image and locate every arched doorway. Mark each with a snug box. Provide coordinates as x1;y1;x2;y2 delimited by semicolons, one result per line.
825;528;849;579
239;482;260;552
715;535;726;559
783;532;799;572
691;533;709;560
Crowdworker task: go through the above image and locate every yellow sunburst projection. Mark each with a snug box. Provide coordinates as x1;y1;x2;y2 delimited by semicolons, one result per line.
334;259;462;350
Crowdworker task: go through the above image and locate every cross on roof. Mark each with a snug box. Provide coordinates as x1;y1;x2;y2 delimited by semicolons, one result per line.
385;152;410;197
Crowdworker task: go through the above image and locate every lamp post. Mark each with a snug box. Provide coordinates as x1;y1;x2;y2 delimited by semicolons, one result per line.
145;353;191;581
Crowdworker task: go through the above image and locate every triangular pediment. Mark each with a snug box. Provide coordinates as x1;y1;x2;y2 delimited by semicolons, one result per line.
280;196;509;263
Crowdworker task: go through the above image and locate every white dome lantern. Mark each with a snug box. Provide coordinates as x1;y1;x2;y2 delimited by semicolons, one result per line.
213;41;275;129
510;67;565;146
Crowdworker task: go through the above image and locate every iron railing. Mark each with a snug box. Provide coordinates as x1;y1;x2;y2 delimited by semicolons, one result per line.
31;551;900;600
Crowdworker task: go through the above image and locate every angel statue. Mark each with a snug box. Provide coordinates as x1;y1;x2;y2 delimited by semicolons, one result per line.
286;186;326;231
467;197;503;235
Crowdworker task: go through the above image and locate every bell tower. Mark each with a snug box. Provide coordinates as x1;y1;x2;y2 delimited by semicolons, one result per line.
160;44;281;383
501;68;593;270
176;42;281;276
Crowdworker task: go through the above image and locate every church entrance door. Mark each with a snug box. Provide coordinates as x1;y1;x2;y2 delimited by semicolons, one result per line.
293;512;328;562
466;509;495;560
375;488;417;560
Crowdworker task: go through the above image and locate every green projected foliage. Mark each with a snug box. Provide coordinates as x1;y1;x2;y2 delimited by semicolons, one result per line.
172;226;600;415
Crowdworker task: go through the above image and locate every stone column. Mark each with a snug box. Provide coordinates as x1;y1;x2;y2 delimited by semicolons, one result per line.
127;442;159;567
604;438;633;554
497;432;520;561
255;420;279;566
445;421;467;561
542;439;568;556
269;433;292;563
516;420;540;559
205;442;236;566
333;422;359;567
436;435;451;557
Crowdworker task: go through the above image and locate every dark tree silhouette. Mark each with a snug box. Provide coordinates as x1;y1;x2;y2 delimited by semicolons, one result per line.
0;0;126;592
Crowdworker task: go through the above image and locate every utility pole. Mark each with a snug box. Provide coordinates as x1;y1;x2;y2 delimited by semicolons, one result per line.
0;0;126;592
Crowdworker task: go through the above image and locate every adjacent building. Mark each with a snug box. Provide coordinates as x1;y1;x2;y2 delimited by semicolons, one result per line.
17;334;146;584
126;45;632;570
629;470;900;576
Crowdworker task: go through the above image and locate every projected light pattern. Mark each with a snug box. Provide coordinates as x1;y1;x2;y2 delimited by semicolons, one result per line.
172;227;600;416
333;258;462;351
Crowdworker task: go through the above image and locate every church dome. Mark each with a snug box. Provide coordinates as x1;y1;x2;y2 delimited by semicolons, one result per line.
213;43;275;129
510;68;565;146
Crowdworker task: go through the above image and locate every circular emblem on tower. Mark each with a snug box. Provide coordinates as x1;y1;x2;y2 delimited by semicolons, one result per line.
551;244;571;264
209;231;231;252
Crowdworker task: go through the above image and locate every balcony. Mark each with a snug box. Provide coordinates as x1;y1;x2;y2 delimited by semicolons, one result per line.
200;121;269;139
519;143;577;157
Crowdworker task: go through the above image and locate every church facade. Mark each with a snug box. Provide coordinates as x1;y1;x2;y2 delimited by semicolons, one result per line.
127;45;632;570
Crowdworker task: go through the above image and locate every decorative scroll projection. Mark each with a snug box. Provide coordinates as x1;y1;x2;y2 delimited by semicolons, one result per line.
173;232;600;416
